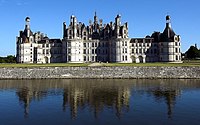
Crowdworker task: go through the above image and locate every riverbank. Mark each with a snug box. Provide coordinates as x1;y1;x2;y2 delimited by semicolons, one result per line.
0;66;200;79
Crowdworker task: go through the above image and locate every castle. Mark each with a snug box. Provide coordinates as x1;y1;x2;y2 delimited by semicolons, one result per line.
16;13;181;63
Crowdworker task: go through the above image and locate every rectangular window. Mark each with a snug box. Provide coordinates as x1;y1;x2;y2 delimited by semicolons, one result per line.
83;49;86;54
132;49;134;53
84;43;86;47
139;49;142;53
125;41;127;46
92;56;95;61
84;56;86;61
125;48;127;53
68;42;71;47
68;49;71;54
92;49;95;54
46;50;49;54
43;49;45;54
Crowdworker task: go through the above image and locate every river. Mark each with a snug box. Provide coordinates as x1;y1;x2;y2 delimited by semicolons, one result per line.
0;79;200;125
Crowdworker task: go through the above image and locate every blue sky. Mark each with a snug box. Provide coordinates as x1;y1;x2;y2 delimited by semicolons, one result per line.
0;0;200;56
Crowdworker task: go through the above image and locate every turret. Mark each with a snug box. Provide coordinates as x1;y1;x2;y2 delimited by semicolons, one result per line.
25;17;31;37
166;15;171;28
115;14;121;38
94;11;98;32
162;15;176;41
94;11;98;25
63;22;67;38
70;15;77;39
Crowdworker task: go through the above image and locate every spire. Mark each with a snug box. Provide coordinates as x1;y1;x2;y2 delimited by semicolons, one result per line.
94;11;98;24
166;15;171;28
25;17;31;37
25;17;30;30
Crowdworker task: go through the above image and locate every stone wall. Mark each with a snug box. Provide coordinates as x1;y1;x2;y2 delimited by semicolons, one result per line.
0;67;200;79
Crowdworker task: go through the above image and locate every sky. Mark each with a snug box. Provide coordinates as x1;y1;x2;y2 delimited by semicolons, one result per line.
0;0;200;56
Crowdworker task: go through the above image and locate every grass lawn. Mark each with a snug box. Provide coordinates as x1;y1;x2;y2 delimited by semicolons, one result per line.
0;60;199;67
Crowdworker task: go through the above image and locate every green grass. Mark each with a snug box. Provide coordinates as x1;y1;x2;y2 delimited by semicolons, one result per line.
0;60;199;67
0;63;89;68
104;62;200;67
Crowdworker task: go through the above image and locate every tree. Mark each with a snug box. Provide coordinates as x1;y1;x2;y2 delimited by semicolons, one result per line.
0;55;16;63
185;46;200;59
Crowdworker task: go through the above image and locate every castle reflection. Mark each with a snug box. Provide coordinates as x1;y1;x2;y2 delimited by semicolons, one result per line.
0;79;200;119
62;84;130;119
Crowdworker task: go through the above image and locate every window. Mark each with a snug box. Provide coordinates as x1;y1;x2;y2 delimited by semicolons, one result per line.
92;49;95;54
84;49;86;54
68;49;71;54
132;49;134;53
68;56;71;61
68;42;71;47
125;56;127;61
43;49;45;54
125;41;127;46
84;43;86;47
46;50;49;54
139;49;142;53
125;48;127;53
147;49;149;54
46;44;49;47
84;56;86;61
176;55;178;60
175;48;178;53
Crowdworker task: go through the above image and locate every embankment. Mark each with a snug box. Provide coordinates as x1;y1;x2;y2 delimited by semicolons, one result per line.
0;67;200;79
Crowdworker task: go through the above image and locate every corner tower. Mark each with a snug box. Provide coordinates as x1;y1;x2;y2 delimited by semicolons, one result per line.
159;15;181;62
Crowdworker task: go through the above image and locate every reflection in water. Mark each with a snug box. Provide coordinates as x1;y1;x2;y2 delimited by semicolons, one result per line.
16;87;47;118
0;79;200;121
63;85;130;119
148;88;181;118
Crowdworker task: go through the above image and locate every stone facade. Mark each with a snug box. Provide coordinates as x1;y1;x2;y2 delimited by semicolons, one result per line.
0;67;200;79
16;13;182;63
16;17;62;63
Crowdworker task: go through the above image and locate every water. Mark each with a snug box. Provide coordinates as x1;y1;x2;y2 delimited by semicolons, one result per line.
0;79;200;125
